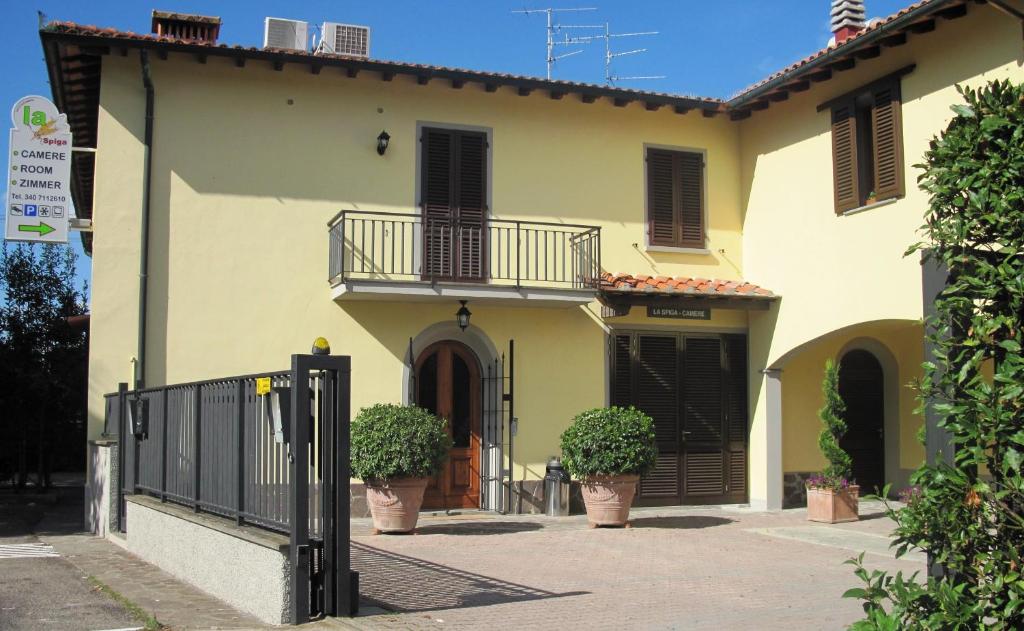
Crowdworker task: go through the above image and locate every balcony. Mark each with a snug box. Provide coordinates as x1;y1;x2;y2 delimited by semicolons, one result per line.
328;211;601;306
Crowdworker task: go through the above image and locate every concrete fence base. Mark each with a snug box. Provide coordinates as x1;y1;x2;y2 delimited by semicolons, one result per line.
124;496;292;625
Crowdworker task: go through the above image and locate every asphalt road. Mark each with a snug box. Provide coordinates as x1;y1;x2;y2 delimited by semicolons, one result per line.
0;488;139;631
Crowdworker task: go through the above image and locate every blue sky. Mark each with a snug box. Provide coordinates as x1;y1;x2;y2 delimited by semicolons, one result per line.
0;0;914;298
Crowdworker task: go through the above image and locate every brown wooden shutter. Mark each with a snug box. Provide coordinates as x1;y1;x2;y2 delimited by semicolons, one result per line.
831;101;860;214
636;334;681;500
422;128;454;277
870;80;905;202
610;334;633;408
678;152;704;249
647;150;676;246
454;131;487;280
682;337;725;497
724;335;748;498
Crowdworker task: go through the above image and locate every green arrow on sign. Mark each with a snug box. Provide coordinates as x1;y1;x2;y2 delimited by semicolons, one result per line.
18;222;56;237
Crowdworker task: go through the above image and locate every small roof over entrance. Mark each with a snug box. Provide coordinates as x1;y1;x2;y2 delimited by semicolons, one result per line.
599;272;777;312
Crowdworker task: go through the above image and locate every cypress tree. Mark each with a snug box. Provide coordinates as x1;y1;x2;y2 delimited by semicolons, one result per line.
818;358;852;487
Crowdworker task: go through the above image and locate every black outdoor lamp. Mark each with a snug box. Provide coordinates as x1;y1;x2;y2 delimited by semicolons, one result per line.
376;130;390;155
456;300;472;331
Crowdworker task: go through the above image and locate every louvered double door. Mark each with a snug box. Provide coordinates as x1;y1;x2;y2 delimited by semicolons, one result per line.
611;332;748;505
421;127;487;282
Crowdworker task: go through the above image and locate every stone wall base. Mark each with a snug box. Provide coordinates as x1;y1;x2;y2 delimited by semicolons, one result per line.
783;472;816;509
125;496;291;625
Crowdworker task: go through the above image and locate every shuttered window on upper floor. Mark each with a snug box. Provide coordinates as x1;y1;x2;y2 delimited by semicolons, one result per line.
646;148;705;249
829;74;906;214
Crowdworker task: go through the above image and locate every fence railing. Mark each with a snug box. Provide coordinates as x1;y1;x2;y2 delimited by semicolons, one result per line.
328;210;602;289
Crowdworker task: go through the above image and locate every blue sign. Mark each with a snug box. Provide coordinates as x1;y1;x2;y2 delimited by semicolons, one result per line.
24;204;37;217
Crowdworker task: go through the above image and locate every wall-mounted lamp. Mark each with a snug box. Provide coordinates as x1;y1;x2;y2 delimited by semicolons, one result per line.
456;300;472;332
376;130;390;156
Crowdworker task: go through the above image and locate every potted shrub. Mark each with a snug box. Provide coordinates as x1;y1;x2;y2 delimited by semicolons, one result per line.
806;359;859;523
560;406;657;528
350;404;452;533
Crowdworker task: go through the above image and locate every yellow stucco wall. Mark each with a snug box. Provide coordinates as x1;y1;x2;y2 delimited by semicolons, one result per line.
84;3;1023;499
742;5;1024;504
86;50;749;483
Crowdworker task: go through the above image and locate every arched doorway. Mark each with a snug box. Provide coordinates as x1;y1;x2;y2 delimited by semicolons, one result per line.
415;340;482;509
838;349;885;494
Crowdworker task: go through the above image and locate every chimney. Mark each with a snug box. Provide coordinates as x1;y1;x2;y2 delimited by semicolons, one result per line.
151;10;221;44
831;0;867;45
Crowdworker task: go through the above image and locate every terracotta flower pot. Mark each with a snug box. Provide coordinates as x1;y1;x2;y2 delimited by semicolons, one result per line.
580;474;639;527
806;485;860;523
364;477;429;533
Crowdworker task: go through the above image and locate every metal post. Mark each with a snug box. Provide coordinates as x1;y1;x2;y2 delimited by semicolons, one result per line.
193;385;202;512
236;379;245;525
290;355;312;624
515;223;521;288
335;359;353;616
506;340;515;514
322;370;335;616
160;391;168;501
115;382;128;532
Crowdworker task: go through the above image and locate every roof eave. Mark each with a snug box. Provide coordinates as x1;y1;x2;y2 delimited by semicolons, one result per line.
727;0;957;109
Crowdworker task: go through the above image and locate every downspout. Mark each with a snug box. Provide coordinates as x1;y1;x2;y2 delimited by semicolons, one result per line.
136;50;154;389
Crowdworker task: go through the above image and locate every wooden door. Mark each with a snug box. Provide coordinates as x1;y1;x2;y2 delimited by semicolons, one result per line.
612;332;748;506
420;127;487;281
416;341;481;509
838;349;885;494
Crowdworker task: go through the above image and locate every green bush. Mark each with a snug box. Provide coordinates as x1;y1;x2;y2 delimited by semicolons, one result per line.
350;404;452;481
559;407;657;479
845;80;1024;629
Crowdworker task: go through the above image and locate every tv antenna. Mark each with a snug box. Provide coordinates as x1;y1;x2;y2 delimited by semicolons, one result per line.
512;7;602;79
581;23;665;86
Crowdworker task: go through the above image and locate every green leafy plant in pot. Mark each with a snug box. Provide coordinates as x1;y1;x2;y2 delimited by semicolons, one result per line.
560;406;657;527
806;359;859;523
350;404;452;533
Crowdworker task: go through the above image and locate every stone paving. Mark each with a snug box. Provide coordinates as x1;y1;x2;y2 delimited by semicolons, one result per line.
326;501;920;631
7;488;920;631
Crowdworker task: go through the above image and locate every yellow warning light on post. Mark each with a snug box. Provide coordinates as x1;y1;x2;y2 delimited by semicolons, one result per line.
255;377;271;396
311;337;331;355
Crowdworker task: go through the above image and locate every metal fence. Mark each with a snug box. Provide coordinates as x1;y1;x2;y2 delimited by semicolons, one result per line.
328;210;602;289
107;355;353;623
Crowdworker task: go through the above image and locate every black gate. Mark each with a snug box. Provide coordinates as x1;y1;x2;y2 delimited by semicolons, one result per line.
108;354;353;624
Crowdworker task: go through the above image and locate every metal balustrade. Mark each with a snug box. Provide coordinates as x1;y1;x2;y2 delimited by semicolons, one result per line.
328;210;601;290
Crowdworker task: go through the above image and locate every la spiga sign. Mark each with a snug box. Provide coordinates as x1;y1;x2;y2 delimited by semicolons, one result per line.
646;305;711;320
5;95;72;244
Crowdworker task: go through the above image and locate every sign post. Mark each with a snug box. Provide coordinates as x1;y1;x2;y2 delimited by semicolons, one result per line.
5;95;72;244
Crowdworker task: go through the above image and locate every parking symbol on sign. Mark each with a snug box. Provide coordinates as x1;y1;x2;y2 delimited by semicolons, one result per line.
24;204;37;217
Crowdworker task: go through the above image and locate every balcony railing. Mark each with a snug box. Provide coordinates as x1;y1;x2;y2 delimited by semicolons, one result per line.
328;211;601;290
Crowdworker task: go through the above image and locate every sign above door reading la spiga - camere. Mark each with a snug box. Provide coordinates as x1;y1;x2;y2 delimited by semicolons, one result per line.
646;305;711;320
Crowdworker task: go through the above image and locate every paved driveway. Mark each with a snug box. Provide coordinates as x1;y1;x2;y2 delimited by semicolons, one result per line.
334;502;919;631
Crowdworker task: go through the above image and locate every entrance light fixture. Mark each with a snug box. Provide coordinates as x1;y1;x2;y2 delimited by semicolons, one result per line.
376;130;390;156
456;300;472;331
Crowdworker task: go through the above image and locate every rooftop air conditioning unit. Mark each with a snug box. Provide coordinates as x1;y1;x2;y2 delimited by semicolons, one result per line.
264;17;308;51
319;22;370;57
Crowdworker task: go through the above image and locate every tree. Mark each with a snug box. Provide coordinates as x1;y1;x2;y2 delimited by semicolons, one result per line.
0;242;88;487
846;80;1024;629
817;358;852;488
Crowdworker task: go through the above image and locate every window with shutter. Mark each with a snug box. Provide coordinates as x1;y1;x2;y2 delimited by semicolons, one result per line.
420;127;488;280
646;148;705;249
828;73;906;214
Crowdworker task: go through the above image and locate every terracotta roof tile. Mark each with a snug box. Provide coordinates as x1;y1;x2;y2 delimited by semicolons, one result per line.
600;272;775;300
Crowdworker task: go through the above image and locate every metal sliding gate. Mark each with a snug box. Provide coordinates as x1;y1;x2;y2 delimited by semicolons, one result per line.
482;340;515;513
108;354;353;624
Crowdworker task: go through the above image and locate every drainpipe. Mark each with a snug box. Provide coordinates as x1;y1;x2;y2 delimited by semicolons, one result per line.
136;50;154;389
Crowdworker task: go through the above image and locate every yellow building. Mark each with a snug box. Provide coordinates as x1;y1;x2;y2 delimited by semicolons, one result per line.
42;0;1023;517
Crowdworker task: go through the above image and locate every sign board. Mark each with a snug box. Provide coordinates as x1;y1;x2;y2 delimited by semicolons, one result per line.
646;305;711;320
5;95;72;244
255;377;272;396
